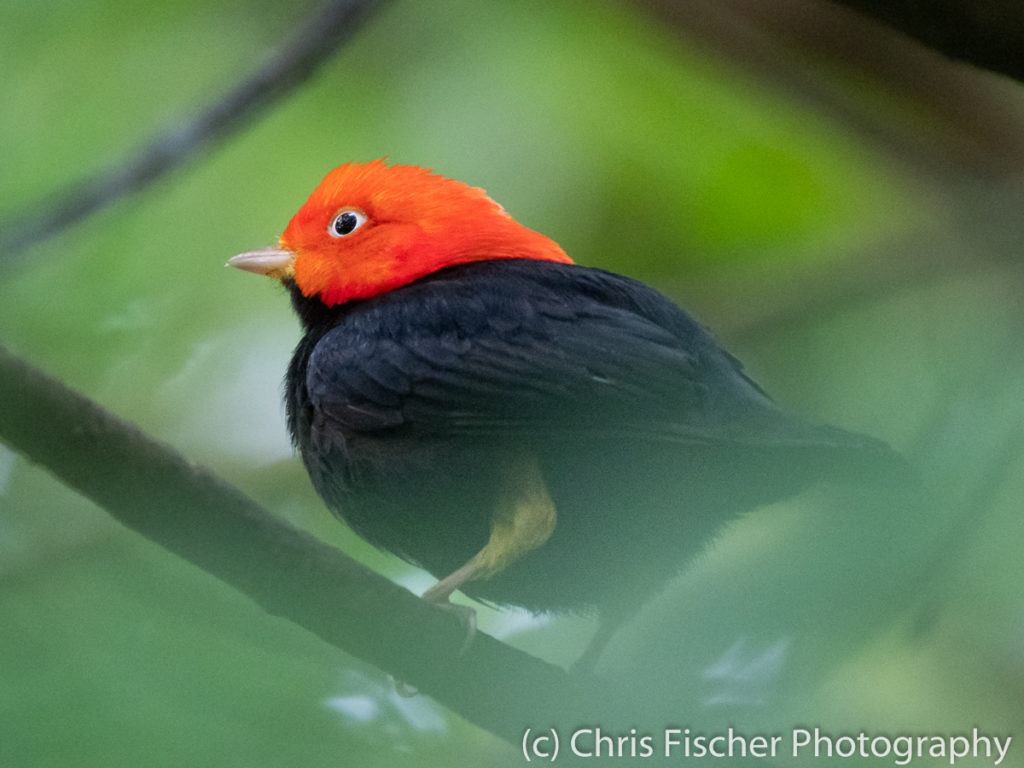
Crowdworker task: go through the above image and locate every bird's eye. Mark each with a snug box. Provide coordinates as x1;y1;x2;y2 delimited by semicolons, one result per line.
329;208;367;238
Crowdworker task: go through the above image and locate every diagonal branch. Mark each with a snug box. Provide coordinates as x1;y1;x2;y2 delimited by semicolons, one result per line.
632;0;1024;175
828;0;1024;84
0;343;604;744
0;0;387;261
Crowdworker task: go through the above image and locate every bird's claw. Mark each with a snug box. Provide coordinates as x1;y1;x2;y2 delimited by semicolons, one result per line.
389;597;477;698
421;579;478;656
433;600;477;656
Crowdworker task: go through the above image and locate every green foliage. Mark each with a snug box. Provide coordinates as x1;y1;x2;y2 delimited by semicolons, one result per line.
1;0;1021;765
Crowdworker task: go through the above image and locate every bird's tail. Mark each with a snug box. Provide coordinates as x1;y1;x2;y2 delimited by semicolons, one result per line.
797;422;916;491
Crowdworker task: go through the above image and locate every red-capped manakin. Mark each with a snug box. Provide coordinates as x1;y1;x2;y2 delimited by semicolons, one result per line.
229;160;900;665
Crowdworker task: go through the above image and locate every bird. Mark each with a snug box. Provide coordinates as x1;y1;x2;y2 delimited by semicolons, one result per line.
228;159;901;666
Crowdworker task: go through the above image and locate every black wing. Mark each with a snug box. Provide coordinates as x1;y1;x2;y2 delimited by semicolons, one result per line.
303;260;851;451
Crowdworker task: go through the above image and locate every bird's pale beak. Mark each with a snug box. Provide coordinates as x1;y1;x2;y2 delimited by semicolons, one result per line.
227;247;296;281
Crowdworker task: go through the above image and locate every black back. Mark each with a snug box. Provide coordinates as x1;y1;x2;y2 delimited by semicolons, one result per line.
285;259;897;612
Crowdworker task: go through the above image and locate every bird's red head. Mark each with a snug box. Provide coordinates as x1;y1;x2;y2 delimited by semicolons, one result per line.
230;160;572;306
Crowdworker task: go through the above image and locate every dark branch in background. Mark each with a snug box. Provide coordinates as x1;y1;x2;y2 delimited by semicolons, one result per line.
828;0;1024;84
0;0;606;745
633;0;1024;174
0;344;605;745
633;0;1024;344
0;0;387;261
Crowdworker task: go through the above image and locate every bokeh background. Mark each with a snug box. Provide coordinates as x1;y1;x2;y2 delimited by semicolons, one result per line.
2;0;1022;765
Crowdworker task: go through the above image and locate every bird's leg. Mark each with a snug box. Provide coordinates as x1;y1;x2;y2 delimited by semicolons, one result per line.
421;454;557;612
572;617;619;673
396;458;556;697
419;562;481;605
572;600;640;673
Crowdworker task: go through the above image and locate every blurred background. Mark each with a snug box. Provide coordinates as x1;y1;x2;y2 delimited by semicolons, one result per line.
1;0;1022;765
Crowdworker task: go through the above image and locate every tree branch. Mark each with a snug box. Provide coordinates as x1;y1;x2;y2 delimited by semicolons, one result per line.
828;0;1024;83
0;344;604;744
632;0;1024;175
0;0;387;261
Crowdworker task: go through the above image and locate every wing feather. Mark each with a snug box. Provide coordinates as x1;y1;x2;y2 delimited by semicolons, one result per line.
304;271;737;445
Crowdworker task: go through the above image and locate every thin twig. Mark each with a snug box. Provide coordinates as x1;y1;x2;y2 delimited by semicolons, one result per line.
0;0;387;260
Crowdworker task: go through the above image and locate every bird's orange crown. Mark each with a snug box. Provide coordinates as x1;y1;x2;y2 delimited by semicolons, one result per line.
240;160;572;307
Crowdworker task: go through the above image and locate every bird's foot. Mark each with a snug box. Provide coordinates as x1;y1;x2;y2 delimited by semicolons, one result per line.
570;638;605;674
391;588;478;698
422;584;478;657
570;612;629;674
